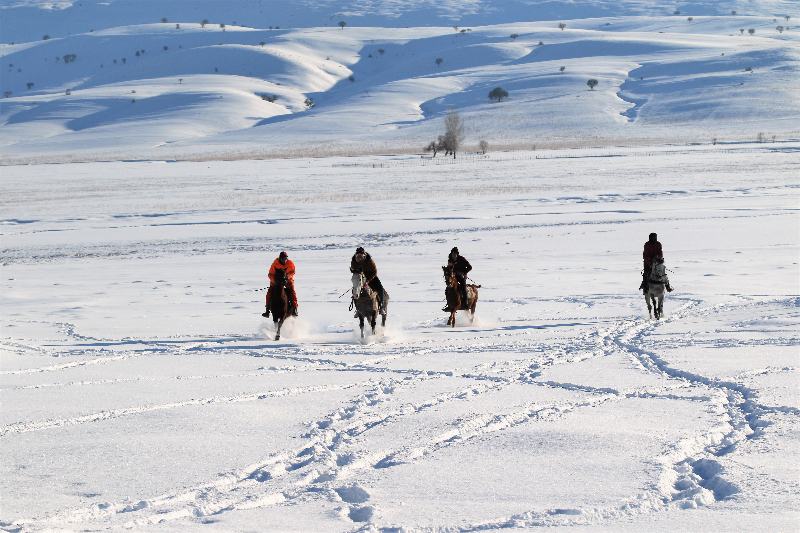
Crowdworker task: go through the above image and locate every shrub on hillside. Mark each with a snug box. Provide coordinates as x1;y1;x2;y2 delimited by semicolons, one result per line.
559;66;565;73
587;78;598;90
488;87;509;102
27;82;34;89
435;58;443;66
304;98;315;108
43;35;50;40
201;19;209;27
510;34;518;40
4;91;12;98
261;94;278;102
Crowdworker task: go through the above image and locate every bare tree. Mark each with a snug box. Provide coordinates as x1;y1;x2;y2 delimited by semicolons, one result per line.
27;82;34;89
478;140;488;154
424;140;439;157
443;109;466;159
558;23;566;30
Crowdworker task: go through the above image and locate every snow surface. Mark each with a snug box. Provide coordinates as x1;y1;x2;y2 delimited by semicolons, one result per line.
2;143;799;531
1;1;799;532
1;0;799;162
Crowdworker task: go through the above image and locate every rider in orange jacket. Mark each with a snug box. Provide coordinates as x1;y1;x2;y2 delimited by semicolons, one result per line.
262;251;298;317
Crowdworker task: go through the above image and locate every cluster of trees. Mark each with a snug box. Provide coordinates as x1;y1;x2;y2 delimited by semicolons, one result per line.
261;94;279;102
424;110;466;159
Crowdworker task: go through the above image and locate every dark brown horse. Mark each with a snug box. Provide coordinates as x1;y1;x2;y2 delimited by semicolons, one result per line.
269;269;291;340
442;265;480;327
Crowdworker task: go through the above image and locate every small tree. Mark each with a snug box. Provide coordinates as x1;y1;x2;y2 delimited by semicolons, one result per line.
4;91;12;98
179;78;183;84
443;109;465;159
510;33;518;41
712;137;717;145
163;45;168;50
740;29;744;34
687;17;693;22
488;87;509;102
776;26;784;33
744;67;752;71
27;82;34;89
220;23;226;30
113;59;118;64
673;11;680;15
136;51;140;56
348;75;355;82
435;57;443;66
731;10;736;15
559;66;565;73
261;94;278;102
538;41;544;45
338;21;346;29
260;41;266;46
748;28;755;35
785;16;790;21
43;35;51;40
587;78;598;90
424;140;439;157
478;140;488;154
66;89;71;95
378;49;385;55
161;17;168;23
772;134;776;142
453;26;459;32
176;24;180;29
304;97;315;108
201;19;209;27
757;132;764;143
558;23;566;30
122;57;126;64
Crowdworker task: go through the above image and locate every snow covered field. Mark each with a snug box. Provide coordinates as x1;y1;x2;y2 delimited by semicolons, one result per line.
2;143;798;532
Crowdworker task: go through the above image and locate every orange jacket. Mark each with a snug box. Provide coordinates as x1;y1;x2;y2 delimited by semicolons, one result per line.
269;258;295;284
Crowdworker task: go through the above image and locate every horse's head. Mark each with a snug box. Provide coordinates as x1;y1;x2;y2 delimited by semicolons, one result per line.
274;268;288;287
352;271;371;299
442;265;456;287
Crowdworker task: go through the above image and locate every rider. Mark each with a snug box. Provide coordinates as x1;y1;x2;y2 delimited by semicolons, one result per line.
262;251;298;317
448;247;472;304
350;246;385;310
641;233;672;292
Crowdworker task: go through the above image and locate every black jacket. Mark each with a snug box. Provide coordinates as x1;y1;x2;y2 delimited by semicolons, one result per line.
448;255;472;277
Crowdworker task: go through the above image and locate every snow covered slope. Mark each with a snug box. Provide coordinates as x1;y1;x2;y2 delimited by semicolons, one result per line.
1;0;798;162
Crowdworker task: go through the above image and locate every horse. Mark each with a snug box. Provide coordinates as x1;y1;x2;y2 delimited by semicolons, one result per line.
644;261;668;320
351;271;389;338
645;282;665;320
269;269;291;340
442;265;480;327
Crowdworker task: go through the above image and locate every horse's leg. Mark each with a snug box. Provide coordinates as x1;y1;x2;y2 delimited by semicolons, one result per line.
645;294;652;319
370;313;377;335
658;295;664;318
359;315;365;338
275;319;282;341
450;310;456;327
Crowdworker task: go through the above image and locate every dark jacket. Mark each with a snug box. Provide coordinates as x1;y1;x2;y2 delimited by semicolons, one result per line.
350;253;378;280
643;240;663;266
448;255;472;277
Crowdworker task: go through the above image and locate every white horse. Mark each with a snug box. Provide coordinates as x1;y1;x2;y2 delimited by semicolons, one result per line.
646;282;665;320
351;272;388;338
645;259;670;320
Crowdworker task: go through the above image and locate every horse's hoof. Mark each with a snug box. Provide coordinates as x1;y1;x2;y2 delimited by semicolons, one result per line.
275;335;280;341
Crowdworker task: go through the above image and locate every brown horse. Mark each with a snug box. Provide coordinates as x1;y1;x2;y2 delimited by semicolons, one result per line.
442;265;480;327
269;269;291;340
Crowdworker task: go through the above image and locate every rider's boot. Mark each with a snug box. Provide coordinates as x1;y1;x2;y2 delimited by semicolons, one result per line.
666;282;674;293
261;307;270;318
291;302;299;316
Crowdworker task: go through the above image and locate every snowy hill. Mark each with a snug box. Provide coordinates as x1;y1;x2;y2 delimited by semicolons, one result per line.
1;0;798;162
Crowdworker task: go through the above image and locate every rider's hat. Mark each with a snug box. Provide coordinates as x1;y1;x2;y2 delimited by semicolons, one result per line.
649;233;657;241
450;247;459;255
356;247;365;254
279;251;288;258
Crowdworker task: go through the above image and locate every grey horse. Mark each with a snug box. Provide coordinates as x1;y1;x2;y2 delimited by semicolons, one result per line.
351;272;388;338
